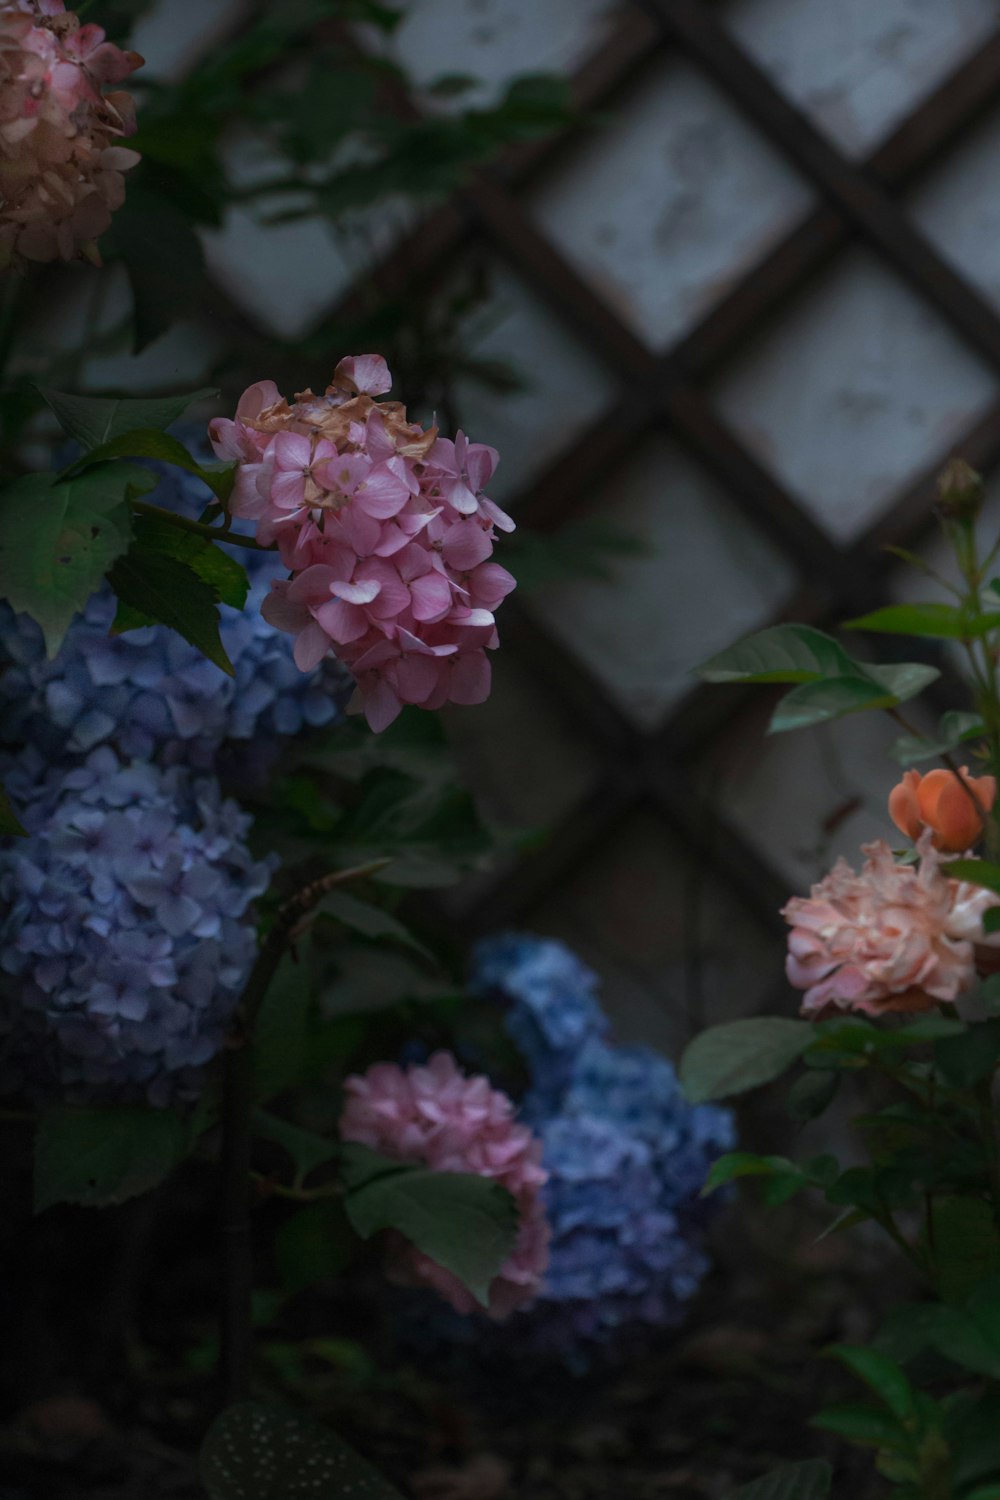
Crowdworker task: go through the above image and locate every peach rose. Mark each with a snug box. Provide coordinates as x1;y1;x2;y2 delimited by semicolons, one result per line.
889;766;995;854
783;837;977;1017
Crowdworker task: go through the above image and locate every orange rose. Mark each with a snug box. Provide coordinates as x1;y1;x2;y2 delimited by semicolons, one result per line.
888;766;995;853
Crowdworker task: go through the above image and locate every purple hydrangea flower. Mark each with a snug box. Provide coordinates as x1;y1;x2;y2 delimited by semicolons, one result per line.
0;745;276;1107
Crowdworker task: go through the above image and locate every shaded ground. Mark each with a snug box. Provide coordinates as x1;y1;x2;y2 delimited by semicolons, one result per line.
0;1147;901;1500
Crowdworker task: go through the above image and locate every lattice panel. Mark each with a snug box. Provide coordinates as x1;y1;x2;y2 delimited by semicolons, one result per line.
74;0;1000;1047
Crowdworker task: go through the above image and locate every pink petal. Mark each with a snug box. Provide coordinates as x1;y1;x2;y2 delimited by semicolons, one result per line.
336;354;392;396
330;578;381;606
480;497;516;533
293;621;332;672
314;597;371;644
357;459;414;519
409;571;453;622
393;651;444;703
236;381;281;422
273;430;311;469
442;520;493;571
287;565;340;604
362;678;404;733
449;651;491;706
260;584;308;635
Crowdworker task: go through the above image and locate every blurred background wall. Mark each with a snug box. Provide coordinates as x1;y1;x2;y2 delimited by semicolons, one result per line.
51;0;1000;1058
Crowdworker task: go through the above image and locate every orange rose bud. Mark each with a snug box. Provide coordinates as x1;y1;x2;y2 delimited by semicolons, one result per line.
889;766;995;853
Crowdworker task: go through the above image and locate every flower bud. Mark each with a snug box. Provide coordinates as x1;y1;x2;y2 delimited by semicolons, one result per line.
936;457;984;520
889;766;995;853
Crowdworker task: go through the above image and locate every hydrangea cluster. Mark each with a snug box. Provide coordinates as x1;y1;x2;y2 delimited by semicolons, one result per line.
340;1050;550;1318
0;746;275;1106
783;833;1000;1018
467;934;735;1362
471;933;609;1107
209;354;516;732
0;458;350;776
0;0;142;268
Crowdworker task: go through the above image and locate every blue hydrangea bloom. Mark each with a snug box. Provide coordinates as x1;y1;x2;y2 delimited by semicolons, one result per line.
0;444;350;774
470;933;610;1105
463;933;736;1365
0;745;276;1106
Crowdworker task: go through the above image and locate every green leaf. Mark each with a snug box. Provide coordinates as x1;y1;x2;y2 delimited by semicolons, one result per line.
200;1402;403;1499
699;624;857;684
106;186;207;353
64;427;236;505
786;1068;841;1120
703;1152;802;1194
0;781;26;837
845;602;1000;640
341;1142;518;1310
0;467;141;654
934;1021;1000;1087
251;1111;338;1190
725;1459;832;1500
828;1344;915;1422
39;385;217;448
946;859;1000;896
928;1198;1000;1304
253;956;312;1103
769;663;939;733
812;1402;908;1448
124;511;248;609
34;1105;189;1211
680;1018;813;1103
890;710;985;767
107;543;234;674
275;1201;357;1294
318;891;433;960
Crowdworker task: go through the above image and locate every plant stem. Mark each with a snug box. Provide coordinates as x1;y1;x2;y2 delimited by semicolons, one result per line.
130;499;267;552
216;858;390;1407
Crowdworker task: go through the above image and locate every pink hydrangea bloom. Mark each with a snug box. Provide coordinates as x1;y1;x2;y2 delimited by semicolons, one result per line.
782;836;981;1017
0;0;142;268
209;355;516;732
340;1051;549;1318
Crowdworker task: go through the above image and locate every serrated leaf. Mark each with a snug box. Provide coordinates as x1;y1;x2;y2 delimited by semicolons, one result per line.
0;781;26;837
64;427;236;505
726;1459;832;1500
680;1018;813;1103
845;602;1000;639
34;1105;189;1211
127;511;248;609
200;1402;403;1499
699;624;857;684
39;385;217;448
341;1142;518;1310
107;543;234;674
0;467;142;654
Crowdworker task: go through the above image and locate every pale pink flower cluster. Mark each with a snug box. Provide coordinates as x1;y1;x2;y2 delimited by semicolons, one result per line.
340;1050;549;1318
206;357;515;732
0;0;142;268
783;835;1000;1017
209;355;516;733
